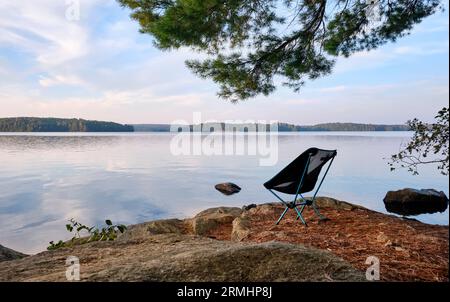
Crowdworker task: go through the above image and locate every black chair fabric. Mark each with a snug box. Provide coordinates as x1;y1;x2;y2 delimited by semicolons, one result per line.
263;148;337;195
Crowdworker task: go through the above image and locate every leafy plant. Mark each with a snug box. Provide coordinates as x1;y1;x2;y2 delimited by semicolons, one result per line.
389;107;449;175
47;240;65;251
47;219;127;250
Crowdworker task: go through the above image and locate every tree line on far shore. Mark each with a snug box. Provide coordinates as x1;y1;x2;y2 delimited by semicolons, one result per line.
0;117;134;132
1;118;412;132
134;122;410;132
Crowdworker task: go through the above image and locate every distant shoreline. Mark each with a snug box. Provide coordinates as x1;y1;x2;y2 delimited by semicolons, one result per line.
0;117;411;133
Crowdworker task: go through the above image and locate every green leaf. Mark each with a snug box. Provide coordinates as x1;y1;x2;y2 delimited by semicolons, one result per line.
105;219;113;226
117;225;127;233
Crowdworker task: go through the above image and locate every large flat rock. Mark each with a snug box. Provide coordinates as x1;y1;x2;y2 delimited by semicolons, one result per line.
0;234;364;282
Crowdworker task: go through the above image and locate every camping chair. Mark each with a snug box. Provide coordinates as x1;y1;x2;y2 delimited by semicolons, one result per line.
264;148;337;226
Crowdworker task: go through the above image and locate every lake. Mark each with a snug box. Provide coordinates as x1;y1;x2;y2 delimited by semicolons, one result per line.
0;132;448;254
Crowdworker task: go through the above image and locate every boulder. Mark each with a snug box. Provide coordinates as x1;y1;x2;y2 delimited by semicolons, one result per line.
0;234;365;282
191;207;242;236
117;219;185;242
240;198;363;217
244;203;279;217
0;244;27;263
215;183;241;196
231;217;251;242
242;204;257;211
383;189;449;216
315;197;365;211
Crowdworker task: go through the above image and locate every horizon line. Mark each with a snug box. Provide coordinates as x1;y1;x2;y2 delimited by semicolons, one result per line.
0;116;409;127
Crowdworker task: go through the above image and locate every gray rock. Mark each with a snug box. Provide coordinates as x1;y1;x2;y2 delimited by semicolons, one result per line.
241;198;364;216
117;219;185;242
215;182;241;195
231;217;251;242
315;197;365;211
0;234;365;282
384;188;449;216
0;244;27;263
242;204;257;211
191;207;242;236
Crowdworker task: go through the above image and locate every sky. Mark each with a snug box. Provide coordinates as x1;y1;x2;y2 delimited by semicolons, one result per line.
0;0;448;125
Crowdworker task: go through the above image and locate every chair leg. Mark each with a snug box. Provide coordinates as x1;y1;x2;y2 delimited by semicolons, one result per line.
312;201;327;220
296;204;306;220
296;203;327;222
294;207;307;226
276;207;289;225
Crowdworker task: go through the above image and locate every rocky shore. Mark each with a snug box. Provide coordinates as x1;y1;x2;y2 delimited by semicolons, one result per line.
0;197;448;282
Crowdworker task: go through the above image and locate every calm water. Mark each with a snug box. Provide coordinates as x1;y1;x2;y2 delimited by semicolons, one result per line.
0;132;448;254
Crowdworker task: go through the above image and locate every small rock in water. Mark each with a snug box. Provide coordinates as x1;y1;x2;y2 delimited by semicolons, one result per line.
383;188;449;216
215;183;241;196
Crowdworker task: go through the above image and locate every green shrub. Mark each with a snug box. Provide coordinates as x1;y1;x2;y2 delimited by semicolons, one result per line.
47;219;127;250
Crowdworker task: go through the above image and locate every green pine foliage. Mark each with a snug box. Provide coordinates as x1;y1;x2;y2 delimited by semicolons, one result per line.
118;0;443;101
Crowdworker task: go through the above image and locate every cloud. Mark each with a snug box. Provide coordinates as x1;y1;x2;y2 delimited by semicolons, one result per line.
316;85;348;93
0;0;92;66
316;83;399;94
39;74;86;87
393;41;449;56
333;49;392;73
334;40;449;74
298;80;449;124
